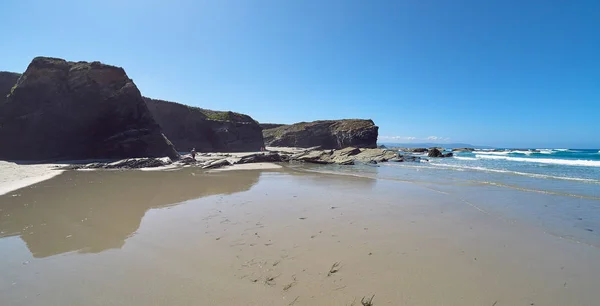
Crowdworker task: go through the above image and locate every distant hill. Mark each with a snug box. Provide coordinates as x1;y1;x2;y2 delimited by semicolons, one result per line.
378;142;494;149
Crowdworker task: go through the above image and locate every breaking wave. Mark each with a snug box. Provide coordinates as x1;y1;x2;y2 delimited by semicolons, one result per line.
431;163;600;184
474;154;600;167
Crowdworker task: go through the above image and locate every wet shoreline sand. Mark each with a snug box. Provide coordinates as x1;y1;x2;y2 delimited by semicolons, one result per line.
1;167;600;305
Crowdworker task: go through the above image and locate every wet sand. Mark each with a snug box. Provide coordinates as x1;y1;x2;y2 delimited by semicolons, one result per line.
1;167;600;305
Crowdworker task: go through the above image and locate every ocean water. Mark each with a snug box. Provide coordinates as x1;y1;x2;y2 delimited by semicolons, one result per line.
298;148;600;248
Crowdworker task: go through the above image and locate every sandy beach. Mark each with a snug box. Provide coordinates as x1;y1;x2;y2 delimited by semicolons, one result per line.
0;161;63;196
1;165;600;305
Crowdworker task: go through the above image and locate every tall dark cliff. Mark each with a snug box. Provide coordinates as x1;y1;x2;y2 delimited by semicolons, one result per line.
0;57;179;160
0;71;21;103
263;119;379;149
144;98;264;152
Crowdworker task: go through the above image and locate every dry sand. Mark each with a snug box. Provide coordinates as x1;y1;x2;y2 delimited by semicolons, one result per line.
212;162;283;171
0;161;63;196
1;167;600;305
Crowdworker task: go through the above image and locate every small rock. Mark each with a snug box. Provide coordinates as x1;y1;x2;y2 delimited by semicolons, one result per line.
428;148;444;158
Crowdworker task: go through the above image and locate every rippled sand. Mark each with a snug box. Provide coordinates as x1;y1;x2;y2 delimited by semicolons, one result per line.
1;167;600;305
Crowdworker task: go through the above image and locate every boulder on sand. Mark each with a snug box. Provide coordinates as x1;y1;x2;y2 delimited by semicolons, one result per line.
237;152;287;164
293;150;333;164
329;147;361;165
353;148;398;163
0;57;179;161
202;158;231;169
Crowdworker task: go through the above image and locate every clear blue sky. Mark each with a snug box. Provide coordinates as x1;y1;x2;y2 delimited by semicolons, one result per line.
1;0;599;148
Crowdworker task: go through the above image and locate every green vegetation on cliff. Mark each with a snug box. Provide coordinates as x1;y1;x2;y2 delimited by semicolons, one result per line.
147;98;256;123
0;72;22;100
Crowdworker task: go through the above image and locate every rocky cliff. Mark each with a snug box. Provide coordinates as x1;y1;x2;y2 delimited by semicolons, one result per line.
259;123;286;130
0;57;179;160
144;98;264;152
0;71;21;102
263;119;378;149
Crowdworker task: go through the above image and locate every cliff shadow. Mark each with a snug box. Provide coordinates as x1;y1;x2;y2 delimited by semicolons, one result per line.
0;168;260;258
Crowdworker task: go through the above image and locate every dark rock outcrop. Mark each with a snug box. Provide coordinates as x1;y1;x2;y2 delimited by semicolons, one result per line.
0;71;21;102
289;147;397;165
402;148;428;153
401;155;424;162
427;148;453;158
428;148;444;157
60;157;173;170
237;152;287;164
263;119;378;149
0;57;179;161
144;98;264;152
202;158;231;169
452;147;475;152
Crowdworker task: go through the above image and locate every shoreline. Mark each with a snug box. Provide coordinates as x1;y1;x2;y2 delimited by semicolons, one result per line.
2;166;600;305
0;156;285;196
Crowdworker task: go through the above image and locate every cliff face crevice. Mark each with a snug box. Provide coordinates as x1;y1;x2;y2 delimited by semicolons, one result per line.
0;57;179;160
144;98;264;152
0;71;21;103
263;119;378;149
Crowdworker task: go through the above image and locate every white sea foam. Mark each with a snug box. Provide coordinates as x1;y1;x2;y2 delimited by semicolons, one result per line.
538;149;554;154
475;150;535;155
511;150;535;155
386;161;600;183
475;154;600;167
454;156;478;161
430;163;600;184
473;151;510;155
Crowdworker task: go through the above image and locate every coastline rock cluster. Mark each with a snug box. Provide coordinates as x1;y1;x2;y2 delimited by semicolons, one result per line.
397;147;456;158
60;157;174;170
59;146;425;170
